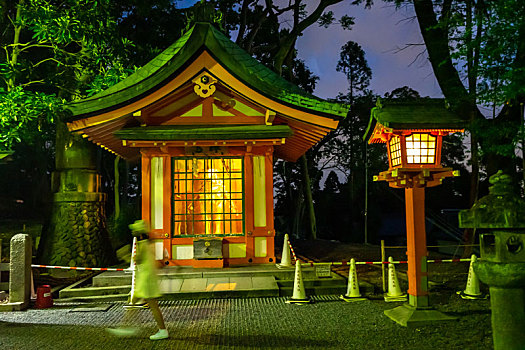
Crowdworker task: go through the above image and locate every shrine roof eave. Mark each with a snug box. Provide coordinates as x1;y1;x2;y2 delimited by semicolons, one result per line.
63;22;348;123
363;98;467;142
114;125;292;141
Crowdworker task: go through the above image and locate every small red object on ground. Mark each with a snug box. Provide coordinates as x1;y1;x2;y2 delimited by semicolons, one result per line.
35;285;53;309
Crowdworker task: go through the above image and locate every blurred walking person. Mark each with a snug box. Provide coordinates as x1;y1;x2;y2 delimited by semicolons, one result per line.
106;220;169;340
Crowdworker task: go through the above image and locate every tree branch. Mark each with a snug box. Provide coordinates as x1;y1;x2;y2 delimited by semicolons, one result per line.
413;0;477;116
273;0;344;74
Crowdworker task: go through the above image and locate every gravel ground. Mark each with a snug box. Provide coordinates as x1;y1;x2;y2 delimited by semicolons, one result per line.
0;295;492;350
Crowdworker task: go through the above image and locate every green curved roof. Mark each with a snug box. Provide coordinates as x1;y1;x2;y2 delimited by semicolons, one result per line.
65;22;348;121
363;98;467;140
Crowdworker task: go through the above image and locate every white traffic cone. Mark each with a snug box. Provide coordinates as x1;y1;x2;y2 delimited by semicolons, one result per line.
286;262;311;304
384;256;407;302
277;234;293;269
125;237;142;307
457;254;486;300
340;258;367;302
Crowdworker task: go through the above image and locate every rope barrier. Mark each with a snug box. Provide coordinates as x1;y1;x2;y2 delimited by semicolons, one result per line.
383;244;480;249
31;264;130;272
296;258;471;267
287;240;298;262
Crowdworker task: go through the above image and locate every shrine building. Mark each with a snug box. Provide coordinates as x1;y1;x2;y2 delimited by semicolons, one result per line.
64;22;348;268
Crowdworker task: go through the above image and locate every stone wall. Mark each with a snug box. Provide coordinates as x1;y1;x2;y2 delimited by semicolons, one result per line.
39;195;114;268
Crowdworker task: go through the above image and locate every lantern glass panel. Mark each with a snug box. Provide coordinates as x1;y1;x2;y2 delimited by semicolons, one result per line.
406;133;436;164
389;135;402;167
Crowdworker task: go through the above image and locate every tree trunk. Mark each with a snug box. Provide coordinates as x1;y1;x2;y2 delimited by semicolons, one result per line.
114;156;120;220
414;0;521;178
301;154;317;240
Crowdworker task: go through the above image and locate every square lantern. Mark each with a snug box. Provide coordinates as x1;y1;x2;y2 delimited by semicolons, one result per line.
365;99;465;188
387;131;441;169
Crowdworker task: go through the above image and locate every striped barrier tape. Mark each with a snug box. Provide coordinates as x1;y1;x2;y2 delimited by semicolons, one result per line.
297;258;471;267
31;258;470;271
428;258;471;263
31;264;130;272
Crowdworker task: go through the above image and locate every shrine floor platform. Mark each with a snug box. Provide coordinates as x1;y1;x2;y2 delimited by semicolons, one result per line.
57;264;359;302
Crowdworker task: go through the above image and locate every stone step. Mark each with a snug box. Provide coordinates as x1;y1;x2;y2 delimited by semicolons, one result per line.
56;294;129;303
59;285;131;299
60;276;280;300
92;265;319;287
93;271;132;287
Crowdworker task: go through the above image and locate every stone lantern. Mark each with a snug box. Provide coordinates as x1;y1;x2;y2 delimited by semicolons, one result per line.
459;171;525;350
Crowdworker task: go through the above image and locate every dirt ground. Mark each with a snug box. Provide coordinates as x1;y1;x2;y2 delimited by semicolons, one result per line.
1;226;494;348
284;238;477;296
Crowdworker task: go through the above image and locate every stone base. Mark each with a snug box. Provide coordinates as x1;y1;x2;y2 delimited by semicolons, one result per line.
340;294;367;302
39;197;115;270
0;301;29;312
384;303;457;327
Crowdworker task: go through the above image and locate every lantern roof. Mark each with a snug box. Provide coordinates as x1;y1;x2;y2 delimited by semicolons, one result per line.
364;98;466;143
64;22;348;121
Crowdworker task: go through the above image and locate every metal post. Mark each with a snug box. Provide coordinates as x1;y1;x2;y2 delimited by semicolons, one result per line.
381;240;386;293
364;142;368;245
521;103;524;188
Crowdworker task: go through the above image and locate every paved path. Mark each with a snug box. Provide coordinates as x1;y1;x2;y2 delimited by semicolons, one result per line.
0;295;492;350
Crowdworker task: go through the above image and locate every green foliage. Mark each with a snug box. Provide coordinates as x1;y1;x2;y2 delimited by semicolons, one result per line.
318;11;335;28
340;15;355;30
0;86;62;148
282;58;319;93
318;12;354;30
444;0;525;106
0;0;135;148
86;62;137;96
475;1;525;105
336;41;372;103
383;86;421;100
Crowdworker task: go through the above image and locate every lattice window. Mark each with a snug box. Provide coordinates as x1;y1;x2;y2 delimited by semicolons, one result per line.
406;133;436;164
172;157;244;236
389;135;402;167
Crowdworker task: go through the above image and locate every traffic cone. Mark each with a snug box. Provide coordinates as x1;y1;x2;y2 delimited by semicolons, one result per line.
277;234;293;269
340;258;367;302
384;256;407;302
457;254;486;300
125;237;140;307
286;262;312;304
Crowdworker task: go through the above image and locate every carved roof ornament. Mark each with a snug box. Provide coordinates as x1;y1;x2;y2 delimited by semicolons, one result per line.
192;73;217;98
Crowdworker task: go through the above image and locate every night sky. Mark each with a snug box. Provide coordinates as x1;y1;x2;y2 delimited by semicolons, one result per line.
180;0;444;100
297;1;443;99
